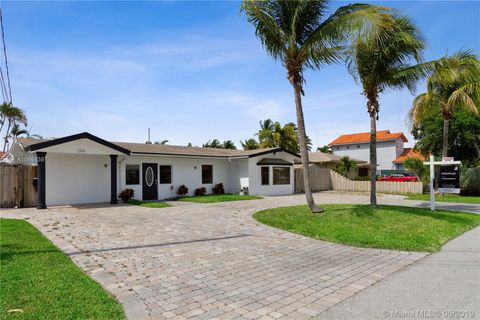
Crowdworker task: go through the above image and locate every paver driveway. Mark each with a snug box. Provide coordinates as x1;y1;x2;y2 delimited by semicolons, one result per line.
1;193;427;320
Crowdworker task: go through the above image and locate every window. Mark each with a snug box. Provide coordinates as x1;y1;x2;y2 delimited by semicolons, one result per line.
273;167;290;185
126;165;140;185
202;165;213;184
346;146;350;149
336;146;340;150
159;165;172;184
357;145;360;148
261;167;269;185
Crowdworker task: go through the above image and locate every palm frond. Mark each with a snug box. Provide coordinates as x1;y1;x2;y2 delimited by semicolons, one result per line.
446;89;480;115
241;0;288;60
301;4;392;69
409;92;441;127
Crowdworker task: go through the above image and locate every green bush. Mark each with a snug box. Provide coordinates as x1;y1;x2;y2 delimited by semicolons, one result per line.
461;167;480;196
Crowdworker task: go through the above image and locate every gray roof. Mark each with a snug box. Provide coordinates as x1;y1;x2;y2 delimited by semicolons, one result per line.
17;136;298;159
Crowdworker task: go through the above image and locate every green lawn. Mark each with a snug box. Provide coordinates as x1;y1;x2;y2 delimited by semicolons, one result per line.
127;199;171;208
178;194;263;203
0;219;125;320
254;205;480;252
406;193;480;204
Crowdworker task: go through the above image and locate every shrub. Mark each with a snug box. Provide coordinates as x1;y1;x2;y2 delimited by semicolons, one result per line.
194;187;207;196
461;167;480;196
118;188;134;202
212;183;225;194
354;176;370;181
177;185;189;196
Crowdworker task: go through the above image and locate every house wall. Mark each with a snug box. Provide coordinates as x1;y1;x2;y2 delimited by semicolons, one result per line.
248;152;295;196
332;139;404;171
45;153;110;205
118;155;239;199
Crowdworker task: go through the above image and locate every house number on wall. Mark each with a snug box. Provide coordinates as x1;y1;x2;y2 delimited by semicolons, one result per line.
77;148;86;153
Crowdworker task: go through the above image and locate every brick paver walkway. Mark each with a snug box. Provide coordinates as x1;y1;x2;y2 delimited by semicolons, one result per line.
1;193;427;320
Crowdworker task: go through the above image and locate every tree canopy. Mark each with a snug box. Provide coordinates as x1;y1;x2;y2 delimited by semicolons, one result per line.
412;108;480;167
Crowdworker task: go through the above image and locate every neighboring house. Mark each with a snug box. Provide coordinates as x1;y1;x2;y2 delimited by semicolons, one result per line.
295;152;369;178
10;132;298;208
328;130;408;172
392;148;426;170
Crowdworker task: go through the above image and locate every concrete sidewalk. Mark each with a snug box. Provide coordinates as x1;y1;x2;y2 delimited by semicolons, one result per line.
316;226;480;320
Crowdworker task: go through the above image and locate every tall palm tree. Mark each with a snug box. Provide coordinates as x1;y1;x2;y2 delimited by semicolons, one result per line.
409;51;480;157
345;13;432;205
242;0;390;212
1;103;28;151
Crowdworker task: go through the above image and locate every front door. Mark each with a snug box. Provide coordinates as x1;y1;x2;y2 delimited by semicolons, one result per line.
142;163;158;200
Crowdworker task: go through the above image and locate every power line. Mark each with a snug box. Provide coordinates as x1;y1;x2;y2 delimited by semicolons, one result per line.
0;67;7;102
0;6;12;104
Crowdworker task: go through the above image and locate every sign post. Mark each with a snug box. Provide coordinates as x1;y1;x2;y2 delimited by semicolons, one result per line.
423;156;461;211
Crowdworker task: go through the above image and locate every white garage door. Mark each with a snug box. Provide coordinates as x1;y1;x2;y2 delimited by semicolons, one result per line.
45;154;110;205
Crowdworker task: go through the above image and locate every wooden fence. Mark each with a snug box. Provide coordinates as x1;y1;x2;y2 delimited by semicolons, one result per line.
330;170;423;195
0;164;37;208
294;165;331;193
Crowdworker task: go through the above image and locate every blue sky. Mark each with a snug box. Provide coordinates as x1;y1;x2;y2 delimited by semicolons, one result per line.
4;1;480;149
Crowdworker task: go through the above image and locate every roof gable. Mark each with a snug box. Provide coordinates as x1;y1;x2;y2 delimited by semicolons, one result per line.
22;132;131;155
393;148;426;163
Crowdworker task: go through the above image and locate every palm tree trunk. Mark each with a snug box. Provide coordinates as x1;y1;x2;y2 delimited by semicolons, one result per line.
2;119;11;152
293;82;323;213
366;90;379;206
442;118;449;158
369;113;377;206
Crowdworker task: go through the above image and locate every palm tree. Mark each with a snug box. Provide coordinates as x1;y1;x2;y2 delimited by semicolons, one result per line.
203;139;223;148
336;156;357;177
317;145;332;153
10;123;29;140
242;0;390;212
241;138;260;150
256;120;300;153
222;140;237;150
257;119;275;147
345;13;432;205
1;103;28;152
409;51;480;157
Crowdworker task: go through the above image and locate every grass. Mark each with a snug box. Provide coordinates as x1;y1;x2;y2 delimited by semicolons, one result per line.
254;204;480;252
0;219;125;320
127;199;171;208
406;193;480;204
177;194;263;203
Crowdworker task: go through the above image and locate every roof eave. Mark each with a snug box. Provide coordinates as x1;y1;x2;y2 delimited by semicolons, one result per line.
24;132;131;155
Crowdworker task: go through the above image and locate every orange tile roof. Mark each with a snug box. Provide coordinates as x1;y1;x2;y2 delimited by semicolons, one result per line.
328;130;408;146
393;148;426;163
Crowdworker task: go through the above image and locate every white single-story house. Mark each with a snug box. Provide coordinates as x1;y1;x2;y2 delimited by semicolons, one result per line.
9;132;299;208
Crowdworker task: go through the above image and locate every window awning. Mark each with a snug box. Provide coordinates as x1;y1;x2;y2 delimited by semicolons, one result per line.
256;158;293;166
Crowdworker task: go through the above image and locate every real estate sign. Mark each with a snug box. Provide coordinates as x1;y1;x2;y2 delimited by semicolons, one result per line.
438;164;461;194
